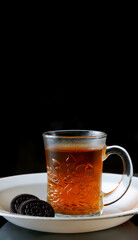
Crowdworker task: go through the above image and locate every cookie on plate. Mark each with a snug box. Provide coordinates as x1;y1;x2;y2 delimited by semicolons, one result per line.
18;199;55;217
10;194;39;213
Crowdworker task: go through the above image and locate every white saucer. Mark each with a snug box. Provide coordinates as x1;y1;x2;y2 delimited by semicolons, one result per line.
0;173;138;233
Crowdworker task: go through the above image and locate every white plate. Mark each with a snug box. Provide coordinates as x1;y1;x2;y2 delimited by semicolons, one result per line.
0;173;138;233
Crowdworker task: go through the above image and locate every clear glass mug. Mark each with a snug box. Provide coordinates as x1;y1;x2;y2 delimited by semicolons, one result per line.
43;130;133;216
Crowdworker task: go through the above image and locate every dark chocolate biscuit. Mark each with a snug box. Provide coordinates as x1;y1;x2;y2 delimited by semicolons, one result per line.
18;199;55;217
10;194;39;213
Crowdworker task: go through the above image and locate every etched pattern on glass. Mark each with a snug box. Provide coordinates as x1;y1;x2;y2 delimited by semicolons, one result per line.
46;149;103;215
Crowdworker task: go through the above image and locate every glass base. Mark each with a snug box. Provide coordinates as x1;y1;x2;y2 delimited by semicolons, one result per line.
55;210;102;218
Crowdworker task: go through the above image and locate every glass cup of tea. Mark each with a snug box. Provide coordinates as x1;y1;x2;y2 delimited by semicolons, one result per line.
43;130;133;216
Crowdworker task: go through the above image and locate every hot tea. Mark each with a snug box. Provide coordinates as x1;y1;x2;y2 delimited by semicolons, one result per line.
45;147;103;215
43;130;133;217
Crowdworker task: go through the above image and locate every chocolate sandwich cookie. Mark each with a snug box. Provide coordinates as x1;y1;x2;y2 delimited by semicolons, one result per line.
18;199;55;217
10;194;39;213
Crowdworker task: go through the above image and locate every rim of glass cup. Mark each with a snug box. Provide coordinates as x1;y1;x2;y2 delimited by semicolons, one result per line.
42;130;107;139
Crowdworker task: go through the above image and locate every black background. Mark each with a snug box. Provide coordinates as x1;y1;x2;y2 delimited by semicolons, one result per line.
1;79;138;178
1;16;138;178
0;9;138;231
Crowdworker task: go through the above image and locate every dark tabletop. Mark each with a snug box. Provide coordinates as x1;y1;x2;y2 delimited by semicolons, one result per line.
0;216;138;240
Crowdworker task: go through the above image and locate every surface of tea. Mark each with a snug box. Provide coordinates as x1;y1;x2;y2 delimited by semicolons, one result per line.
45;147;103;215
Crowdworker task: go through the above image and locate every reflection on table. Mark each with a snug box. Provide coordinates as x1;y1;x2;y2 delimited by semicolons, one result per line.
0;221;138;240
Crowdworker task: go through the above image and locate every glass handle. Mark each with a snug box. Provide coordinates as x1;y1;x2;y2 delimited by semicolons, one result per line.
103;145;133;206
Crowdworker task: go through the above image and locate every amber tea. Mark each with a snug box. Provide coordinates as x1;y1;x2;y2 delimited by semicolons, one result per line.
43;130;133;217
45;147;103;215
